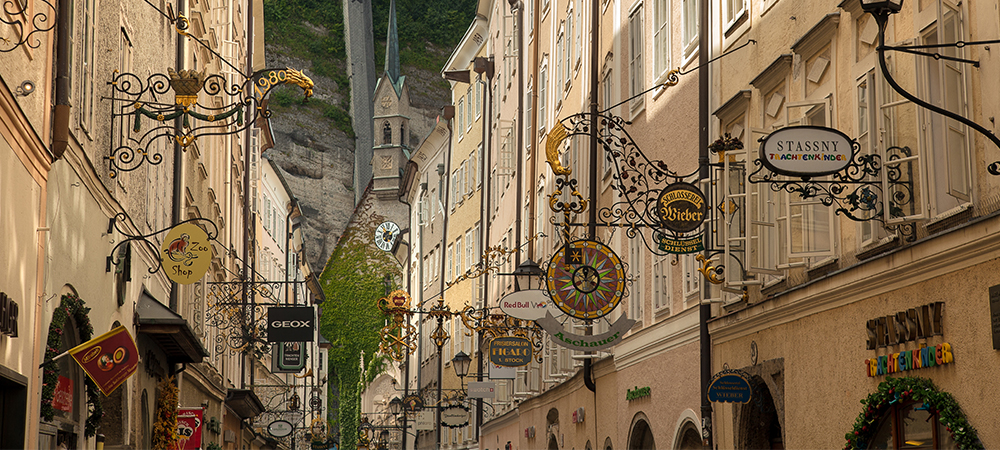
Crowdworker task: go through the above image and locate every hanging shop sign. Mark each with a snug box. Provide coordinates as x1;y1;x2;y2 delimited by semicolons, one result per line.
441;405;471;428
272;341;307;372
267;306;315;342
415;410;435;431
571;407;585;424
52;375;73;412
988;285;1000;350
0;291;19;337
498;290;551;320
537;312;635;351
176;408;205;450
707;371;752;404
625;386;651;401
467;382;497;399
656;182;707;233
654;233;704;254
489;362;516;379
401;394;424;413
759;126;854;177
374;221;401;252
267;419;294;438
68;325;140;396
490;336;533;367
160;222;213;285
547;240;626;320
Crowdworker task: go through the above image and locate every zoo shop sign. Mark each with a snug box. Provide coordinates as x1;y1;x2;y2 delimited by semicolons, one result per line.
759;126;854;177
160;222;212;285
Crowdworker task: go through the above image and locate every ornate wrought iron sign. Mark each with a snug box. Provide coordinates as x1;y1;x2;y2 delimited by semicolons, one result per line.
488;337;533;367
707;369;752;404
0;0;56;53
441;405;471;428
105;13;313;178
498;290;550;321
377;289;417;361
546;240;625;320
160;222;213;284
536;312;635;351
758;126;854;177
656;182;707;233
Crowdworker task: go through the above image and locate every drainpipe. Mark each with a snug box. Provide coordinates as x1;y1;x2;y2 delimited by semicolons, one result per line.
583;0;600;397
698;0;713;446
472;54;494;441
51;0;72;160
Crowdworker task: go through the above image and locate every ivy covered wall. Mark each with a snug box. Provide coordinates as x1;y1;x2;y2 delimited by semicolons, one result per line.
319;197;399;448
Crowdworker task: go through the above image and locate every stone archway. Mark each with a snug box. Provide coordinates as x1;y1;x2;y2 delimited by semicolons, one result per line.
736;375;783;450
628;413;655;450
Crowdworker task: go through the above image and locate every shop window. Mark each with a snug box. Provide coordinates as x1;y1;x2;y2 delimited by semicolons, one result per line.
867;402;957;449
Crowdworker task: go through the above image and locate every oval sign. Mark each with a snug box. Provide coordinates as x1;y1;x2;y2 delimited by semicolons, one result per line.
498;290;550;320
160;222;212;285
441;405;470;428
489;336;533;367
267;420;294;438
656;182;707;233
759;125;854;177
707;373;752;404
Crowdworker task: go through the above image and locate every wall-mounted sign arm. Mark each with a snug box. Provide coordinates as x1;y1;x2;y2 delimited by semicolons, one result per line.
0;0;56;53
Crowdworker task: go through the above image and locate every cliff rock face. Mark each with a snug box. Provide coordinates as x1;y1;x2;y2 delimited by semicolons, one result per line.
263;36;449;271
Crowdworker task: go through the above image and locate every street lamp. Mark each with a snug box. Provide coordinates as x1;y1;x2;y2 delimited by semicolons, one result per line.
388;396;403;416
451;351;472;379
858;0;902;15
859;0;1000;169
512;258;543;291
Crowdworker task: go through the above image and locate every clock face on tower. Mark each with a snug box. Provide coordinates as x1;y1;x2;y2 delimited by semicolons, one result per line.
374;221;401;252
546;240;626;320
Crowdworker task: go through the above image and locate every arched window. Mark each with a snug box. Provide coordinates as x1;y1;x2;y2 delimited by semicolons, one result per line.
867;401;956;449
383;121;392;145
400;122;406;147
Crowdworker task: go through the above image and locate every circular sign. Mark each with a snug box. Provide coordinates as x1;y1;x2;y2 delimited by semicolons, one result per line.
759;125;855;177
310;395;322;410
489;336;533;367
268;420;294;438
374;221;401;252
441;405;471;428
655;182;707;233
160;222;212;285
547;240;625;320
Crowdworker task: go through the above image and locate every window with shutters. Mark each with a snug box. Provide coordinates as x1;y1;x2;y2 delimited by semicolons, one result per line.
628;5;645;114
653;0;670;81
682;0;699;60
539;60;548;132
652;254;671;314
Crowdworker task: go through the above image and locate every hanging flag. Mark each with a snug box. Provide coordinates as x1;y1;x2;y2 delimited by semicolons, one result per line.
176;407;204;450
69;325;139;396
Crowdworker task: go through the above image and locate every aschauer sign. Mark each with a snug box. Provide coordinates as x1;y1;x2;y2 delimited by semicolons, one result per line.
759;125;854;177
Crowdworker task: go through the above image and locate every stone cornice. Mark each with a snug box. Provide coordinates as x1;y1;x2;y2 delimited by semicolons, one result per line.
0;79;51;185
614;306;700;370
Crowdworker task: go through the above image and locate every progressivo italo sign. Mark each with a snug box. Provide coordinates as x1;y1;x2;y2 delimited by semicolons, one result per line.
759;126;854;177
267;306;315;342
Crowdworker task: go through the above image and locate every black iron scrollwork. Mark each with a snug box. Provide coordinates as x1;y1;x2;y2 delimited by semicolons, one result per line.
207;279;302;356
748;142;917;242
0;0;56;53
107;213;219;274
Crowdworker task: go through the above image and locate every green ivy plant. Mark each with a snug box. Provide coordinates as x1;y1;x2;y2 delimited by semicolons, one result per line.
844;376;982;449
40;293;103;437
319;197;398;450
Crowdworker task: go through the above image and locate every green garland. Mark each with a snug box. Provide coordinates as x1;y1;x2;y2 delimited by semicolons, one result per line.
40;293;103;437
844;376;982;450
319;197;398;450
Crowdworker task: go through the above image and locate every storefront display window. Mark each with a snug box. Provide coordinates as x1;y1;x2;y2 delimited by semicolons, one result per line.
867;402;956;450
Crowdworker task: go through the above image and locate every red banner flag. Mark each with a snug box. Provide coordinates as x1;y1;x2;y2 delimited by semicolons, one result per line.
69;325;139;396
176;407;204;450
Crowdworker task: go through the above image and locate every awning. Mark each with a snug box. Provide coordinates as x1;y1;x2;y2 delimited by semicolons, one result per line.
136;291;209;364
225;388;265;419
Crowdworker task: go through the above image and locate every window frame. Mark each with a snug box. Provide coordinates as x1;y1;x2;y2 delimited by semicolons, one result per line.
628;4;645;115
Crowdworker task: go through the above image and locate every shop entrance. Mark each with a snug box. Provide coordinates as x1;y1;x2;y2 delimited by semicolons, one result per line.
737;376;783;449
627;417;655;450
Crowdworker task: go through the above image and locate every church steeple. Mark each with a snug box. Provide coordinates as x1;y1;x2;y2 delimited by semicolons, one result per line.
384;0;400;87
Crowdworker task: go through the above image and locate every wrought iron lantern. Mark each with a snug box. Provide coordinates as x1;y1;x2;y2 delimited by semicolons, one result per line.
858;0;902;14
512;258;544;291
451;351;472;379
388;397;403;416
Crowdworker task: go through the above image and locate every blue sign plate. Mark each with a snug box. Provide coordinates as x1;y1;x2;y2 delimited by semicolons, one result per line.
707;373;752;404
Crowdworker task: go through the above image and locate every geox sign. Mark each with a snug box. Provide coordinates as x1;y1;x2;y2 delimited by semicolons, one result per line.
267;307;315;342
